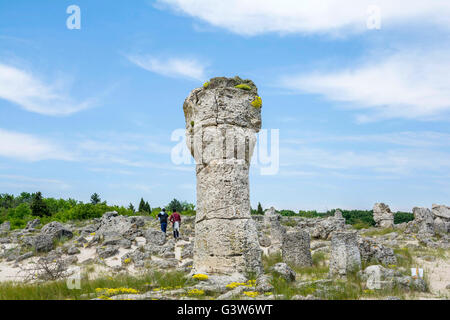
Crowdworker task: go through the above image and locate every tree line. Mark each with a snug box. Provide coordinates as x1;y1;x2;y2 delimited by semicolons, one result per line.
0;192;196;230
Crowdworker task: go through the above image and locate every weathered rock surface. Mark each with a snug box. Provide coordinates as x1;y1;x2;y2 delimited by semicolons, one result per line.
358;237;397;266
329;231;361;277
23;234;54;252
412;207;435;236
25;219;41;230
183;76;263;276
256;274;274;292
310;216;346;240
144;228;166;246
95;212;142;241
270;263;296;282
432;204;450;234
373;203;394;228
41;222;73;240
282;231;312;267
263;207;285;254
96;245;119;259
0;221;11;232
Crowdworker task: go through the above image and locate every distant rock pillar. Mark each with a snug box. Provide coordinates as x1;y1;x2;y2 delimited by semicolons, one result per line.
373;203;394;228
183;76;263;276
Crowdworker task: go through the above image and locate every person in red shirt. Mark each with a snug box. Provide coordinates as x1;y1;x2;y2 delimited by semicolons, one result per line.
169;210;181;240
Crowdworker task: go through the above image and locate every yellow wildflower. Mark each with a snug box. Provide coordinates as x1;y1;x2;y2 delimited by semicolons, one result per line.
188;289;205;296
192;274;209;281
243;291;259;298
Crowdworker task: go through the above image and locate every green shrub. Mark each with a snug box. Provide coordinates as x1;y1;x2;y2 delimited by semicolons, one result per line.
394;211;414;224
203;82;210;89
251;96;262;108
234;84;251;90
341;210;375;227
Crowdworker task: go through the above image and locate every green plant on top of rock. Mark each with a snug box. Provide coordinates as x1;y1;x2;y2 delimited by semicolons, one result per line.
234;84;252;91
251;96;262;108
203;82;210;89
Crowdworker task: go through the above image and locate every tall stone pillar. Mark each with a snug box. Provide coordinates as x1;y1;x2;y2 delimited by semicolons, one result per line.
183;77;263;277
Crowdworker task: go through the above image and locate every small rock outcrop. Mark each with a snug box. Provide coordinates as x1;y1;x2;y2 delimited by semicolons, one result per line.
358;237;397;266
432;204;450;234
412;207;435;236
270;262;296;282
41;222;73;240
310;216;346;240
373;203;394;229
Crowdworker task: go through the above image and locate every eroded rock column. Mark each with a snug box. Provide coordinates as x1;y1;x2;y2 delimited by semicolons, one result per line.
183;77;263;276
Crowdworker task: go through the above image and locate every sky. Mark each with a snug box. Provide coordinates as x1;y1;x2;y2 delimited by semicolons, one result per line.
0;0;449;212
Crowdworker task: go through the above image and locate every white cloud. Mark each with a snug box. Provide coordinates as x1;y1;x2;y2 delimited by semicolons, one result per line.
280;49;450;121
157;0;450;36
127;54;207;81
284;131;450;148
280;145;450;175
0;63;94;116
0;129;73;162
0;174;71;190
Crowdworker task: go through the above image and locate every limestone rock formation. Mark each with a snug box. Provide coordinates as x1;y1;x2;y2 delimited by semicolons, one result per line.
412;207;435;236
183;76;263;276
282;231;312;267
263;207;286;254
373;203;394;228
358;237;397;266
0;221;11;232
432;204;450;234
310;215;346;240
329;231;361;278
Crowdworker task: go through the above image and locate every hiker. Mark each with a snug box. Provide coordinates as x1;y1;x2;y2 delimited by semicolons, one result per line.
169;210;181;240
157;208;169;234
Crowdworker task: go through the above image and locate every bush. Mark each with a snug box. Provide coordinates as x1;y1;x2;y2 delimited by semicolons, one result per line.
394;212;414;224
234;84;251;90
251;96;262;108
341;210;375;227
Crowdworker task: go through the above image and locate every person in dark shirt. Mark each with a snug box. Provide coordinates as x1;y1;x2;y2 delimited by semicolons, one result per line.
157;208;169;234
169;210;181;240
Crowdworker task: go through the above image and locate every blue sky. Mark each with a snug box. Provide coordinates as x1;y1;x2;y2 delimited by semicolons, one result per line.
0;0;449;212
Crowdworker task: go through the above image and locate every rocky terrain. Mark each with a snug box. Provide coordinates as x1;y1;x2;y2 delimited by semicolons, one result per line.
0;203;448;300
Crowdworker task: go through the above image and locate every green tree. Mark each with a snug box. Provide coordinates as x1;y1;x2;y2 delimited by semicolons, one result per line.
30;192;50;217
167;198;182;212
138;198;146;213
90;193;101;205
257;202;264;215
144;201;151;213
128;203;135;213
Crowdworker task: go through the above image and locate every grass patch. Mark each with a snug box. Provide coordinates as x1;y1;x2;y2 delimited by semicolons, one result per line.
262;252;282;271
352;220;372;230
281;220;297;227
0;270;191;300
394;247;414;269
362;227;396;237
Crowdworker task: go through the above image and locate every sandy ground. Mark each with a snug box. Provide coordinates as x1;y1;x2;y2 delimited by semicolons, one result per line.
419;257;450;298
